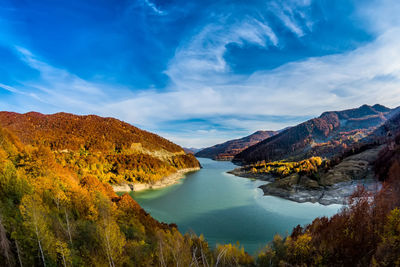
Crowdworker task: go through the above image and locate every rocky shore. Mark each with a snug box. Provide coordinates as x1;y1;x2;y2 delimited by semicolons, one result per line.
259;179;381;205
229;168;381;205
228;146;384;205
112;167;201;192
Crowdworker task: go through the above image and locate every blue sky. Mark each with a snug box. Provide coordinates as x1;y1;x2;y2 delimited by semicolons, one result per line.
1;0;400;147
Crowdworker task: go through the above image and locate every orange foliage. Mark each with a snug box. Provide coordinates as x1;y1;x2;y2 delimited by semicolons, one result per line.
0;111;183;152
0;111;200;185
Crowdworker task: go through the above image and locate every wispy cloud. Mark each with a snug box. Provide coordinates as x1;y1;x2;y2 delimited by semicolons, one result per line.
105;27;400;146
267;0;313;37
2;0;400;148
0;83;20;94
165;17;279;87
143;0;166;15
2;46;118;114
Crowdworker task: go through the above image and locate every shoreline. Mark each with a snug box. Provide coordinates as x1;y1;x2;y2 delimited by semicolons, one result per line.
258;179;381;206
227;146;384;205
112;167;201;193
228;168;380;206
227;168;274;181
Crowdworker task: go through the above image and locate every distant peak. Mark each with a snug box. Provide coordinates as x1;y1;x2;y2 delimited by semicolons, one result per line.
24;111;44;116
252;130;270;135
359;104;373;110
372;104;391;112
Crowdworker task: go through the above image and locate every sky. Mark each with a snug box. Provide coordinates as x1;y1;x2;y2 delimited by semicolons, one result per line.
1;0;400;148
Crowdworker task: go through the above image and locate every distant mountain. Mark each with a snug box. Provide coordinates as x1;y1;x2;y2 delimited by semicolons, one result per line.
0;111;200;184
375;131;400;182
183;147;203;154
233;104;395;164
368;108;400;181
195;130;278;160
369;107;400;139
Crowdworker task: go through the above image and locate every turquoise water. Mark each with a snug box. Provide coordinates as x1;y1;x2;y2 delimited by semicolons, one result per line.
130;158;341;254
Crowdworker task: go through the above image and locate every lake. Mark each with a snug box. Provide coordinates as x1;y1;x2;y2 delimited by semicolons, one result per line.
130;158;341;254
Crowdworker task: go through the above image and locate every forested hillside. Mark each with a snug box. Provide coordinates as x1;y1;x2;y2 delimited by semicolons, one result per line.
196;131;277;160
256;130;400;266
0;112;200;185
234;105;394;164
0;109;399;266
0;125;214;266
1;119;400;266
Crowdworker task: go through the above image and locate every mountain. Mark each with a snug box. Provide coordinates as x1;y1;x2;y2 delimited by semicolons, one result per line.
0;118;213;266
183;147;203;154
368;106;400;140
0;111;200;185
233;104;395;164
0;111;185;152
195;130;278;160
229;104;400;205
372;109;400;181
257;117;400;266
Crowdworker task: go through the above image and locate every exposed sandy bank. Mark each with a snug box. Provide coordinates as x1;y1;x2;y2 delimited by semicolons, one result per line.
112;167;200;192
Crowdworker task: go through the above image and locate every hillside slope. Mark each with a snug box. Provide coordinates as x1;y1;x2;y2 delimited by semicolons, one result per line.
255;122;400;267
0;124;215;266
195;130;277;160
0;112;200;185
234;104;394;164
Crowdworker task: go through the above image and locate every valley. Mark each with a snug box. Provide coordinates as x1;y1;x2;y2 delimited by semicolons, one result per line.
129;158;340;254
4;1;400;265
0;105;398;266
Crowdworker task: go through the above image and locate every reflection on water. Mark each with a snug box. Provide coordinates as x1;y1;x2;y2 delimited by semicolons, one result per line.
131;158;341;254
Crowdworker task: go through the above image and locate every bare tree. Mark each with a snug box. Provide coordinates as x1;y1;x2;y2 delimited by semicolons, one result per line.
157;232;167;267
215;248;227;267
0;214;12;266
15;239;23;267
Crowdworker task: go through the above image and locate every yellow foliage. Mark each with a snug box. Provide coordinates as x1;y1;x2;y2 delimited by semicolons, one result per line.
215;242;254;266
246;156;324;178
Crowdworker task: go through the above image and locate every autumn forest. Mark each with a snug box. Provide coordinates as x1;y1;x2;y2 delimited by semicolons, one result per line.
0;108;397;266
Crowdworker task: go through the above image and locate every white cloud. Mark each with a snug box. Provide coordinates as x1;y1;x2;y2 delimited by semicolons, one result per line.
0;83;20;93
106;26;400;147
9;46;119;113
267;0;313;37
165;17;279;88
3;0;400;148
7;25;400;147
143;0;166;15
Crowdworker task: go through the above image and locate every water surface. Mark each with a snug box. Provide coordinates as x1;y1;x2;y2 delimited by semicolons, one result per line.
131;158;341;254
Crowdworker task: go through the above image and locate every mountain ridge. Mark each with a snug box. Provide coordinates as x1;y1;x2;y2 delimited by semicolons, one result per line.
233;104;395;164
195;130;278;160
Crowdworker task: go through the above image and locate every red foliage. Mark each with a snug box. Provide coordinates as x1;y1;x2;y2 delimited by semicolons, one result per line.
0;111;183;153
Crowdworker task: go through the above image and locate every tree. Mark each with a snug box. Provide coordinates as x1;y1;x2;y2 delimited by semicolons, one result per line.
96;195;126;266
20;194;56;266
373;208;400;266
0;212;12;266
